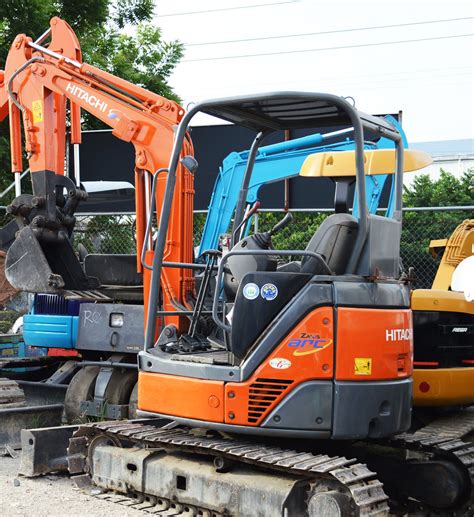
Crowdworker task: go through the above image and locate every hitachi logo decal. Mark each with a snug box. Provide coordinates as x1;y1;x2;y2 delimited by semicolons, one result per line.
452;327;468;333
66;82;108;112
386;328;413;341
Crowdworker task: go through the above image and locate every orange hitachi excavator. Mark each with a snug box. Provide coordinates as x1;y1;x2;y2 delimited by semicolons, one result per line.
64;93;469;515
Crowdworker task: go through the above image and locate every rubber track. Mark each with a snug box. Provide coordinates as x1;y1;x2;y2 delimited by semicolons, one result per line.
390;408;474;515
68;421;390;516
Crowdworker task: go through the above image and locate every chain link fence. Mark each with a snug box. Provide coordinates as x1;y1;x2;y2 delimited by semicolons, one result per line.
252;208;474;289
67;207;473;289
0;207;471;289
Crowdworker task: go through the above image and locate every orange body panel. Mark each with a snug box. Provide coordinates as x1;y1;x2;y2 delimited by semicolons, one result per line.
335;308;413;381
139;308;334;426
139;306;414;426
225;307;334;426
138;371;224;422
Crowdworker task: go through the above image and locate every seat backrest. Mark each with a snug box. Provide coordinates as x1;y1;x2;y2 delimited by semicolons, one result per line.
355;214;401;278
84;254;143;286
303;213;359;274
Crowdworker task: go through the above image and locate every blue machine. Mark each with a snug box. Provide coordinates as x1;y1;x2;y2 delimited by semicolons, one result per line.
23;314;79;349
0;333;47;371
23;295;82;349
198;115;408;256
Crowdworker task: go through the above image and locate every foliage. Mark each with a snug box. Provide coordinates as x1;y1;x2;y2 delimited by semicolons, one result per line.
401;169;473;286
0;0;184;191
73;215;135;254
403;168;473;208
83;24;183;130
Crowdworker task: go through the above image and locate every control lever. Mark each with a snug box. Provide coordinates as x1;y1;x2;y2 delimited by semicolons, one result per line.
232;201;261;246
269;212;293;236
247;211;293;251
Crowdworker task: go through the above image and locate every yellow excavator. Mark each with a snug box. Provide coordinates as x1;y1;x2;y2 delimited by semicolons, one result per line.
412;219;474;407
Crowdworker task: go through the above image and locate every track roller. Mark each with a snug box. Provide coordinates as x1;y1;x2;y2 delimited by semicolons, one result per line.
64;366;100;424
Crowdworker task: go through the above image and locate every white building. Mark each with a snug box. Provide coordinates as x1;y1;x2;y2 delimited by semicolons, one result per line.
407;139;474;185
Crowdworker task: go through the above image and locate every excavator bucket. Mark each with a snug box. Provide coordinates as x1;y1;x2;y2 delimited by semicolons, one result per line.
4;226;98;293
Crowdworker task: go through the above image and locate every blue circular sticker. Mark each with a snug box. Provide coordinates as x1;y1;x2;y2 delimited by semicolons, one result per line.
261;283;278;301
242;282;260;300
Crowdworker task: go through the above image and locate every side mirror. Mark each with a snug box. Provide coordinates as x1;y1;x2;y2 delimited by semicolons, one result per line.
180;155;198;174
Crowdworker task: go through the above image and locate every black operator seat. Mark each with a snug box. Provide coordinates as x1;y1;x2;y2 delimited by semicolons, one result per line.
279;213;359;275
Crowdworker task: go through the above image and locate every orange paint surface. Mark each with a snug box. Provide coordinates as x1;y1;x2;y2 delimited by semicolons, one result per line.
335;308;413;381
138;307;413;427
138;371;224;422
225;307;334;426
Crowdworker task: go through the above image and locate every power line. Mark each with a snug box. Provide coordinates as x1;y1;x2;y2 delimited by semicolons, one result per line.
181;71;474;99
159;1;298;17
262;71;474;92
183;33;474;62
183;65;474;95
185;16;474;46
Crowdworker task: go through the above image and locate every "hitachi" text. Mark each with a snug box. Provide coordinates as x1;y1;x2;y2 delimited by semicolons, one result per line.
386;328;413;341
66;82;108;112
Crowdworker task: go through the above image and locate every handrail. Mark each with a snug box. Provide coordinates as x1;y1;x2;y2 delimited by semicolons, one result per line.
0;169;29;199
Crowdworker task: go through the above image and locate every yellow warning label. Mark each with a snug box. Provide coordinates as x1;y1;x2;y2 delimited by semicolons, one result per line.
354;357;372;375
32;100;43;124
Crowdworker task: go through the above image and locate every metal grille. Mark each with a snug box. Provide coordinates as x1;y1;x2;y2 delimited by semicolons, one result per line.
247;378;293;423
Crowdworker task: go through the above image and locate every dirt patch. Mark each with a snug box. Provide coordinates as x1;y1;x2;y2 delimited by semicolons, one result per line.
0;455;143;516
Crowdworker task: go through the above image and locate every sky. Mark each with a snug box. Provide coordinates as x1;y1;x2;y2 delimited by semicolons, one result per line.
153;0;474;143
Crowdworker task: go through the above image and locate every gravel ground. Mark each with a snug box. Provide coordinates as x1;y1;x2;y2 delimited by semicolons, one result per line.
0;455;143;516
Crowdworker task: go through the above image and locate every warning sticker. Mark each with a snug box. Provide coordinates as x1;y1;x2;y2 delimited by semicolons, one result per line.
32;100;43;124
354;357;372;375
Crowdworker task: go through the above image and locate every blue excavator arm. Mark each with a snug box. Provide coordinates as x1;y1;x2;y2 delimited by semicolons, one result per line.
198;115;407;257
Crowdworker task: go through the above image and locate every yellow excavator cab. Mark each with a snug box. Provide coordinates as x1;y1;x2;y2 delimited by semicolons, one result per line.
300;148;432;177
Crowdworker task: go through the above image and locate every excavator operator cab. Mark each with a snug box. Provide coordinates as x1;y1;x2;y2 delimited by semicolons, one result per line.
139;92;426;440
224;147;431;298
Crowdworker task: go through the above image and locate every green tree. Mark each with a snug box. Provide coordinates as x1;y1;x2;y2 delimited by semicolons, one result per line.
403;168;473;208
83;23;183;129
0;0;183;190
